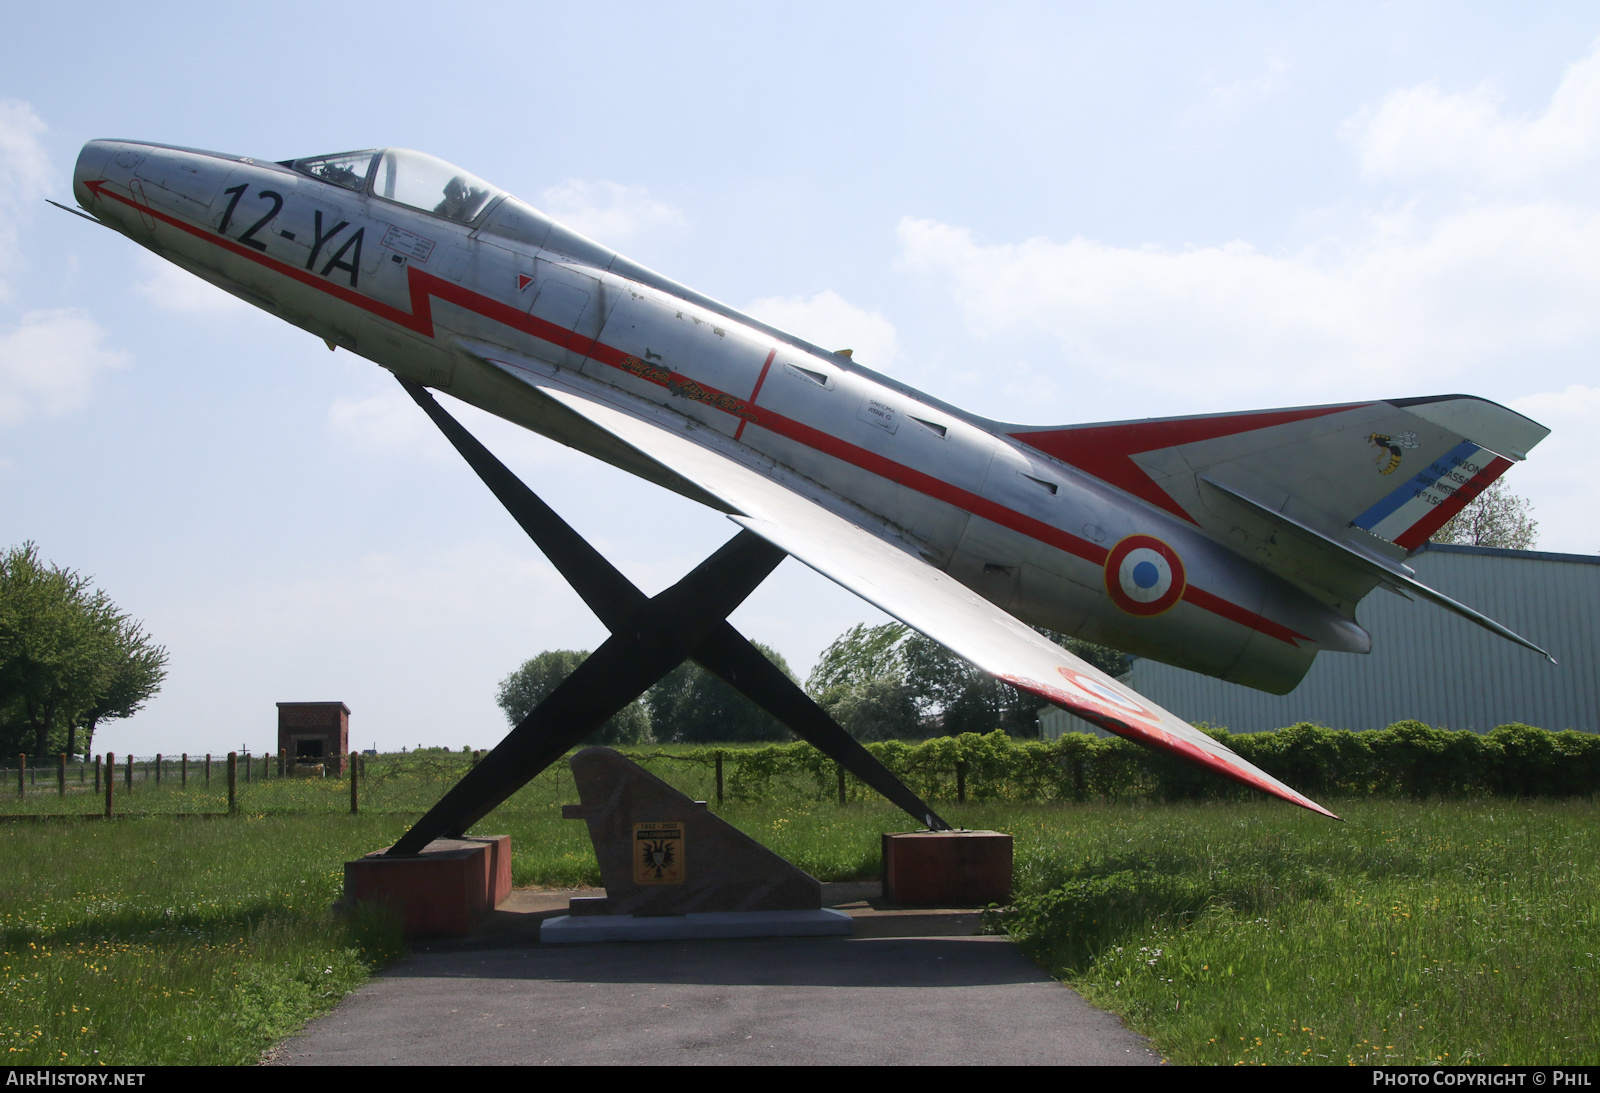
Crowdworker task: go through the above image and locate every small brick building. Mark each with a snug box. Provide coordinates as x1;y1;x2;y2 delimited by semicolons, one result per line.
276;702;350;774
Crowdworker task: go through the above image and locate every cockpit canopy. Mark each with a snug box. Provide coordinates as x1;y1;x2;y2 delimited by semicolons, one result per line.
282;148;503;225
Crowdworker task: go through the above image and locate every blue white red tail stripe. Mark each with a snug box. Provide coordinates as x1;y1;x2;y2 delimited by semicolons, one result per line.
1352;441;1513;550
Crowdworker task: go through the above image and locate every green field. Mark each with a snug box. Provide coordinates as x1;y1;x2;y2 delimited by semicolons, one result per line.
991;796;1598;1065
0;760;1593;1065
0;814;409;1065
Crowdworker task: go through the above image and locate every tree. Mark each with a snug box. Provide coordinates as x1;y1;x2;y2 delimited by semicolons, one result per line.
1042;629;1134;681
900;631;1043;736
0;543;168;757
817;675;921;742
646;643;797;743
807;622;908;695
806;620;1131;741
806;622;922;741
1431;480;1538;549
495;650;654;746
74;619;167;756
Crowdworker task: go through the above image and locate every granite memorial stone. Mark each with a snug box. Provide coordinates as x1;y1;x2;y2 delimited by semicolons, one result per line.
561;746;822;917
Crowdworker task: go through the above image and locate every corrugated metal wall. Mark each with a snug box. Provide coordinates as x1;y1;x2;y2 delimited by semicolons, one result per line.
1126;544;1600;734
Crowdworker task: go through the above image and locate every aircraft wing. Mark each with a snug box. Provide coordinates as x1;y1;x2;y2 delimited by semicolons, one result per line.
479;355;1336;818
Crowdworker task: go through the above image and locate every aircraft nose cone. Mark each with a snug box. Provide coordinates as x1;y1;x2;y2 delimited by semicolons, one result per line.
73;139;143;209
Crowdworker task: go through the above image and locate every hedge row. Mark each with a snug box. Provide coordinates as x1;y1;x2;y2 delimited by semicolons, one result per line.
635;721;1600;805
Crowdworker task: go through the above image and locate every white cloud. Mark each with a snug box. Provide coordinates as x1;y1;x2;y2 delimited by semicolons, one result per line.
0;309;130;425
132;252;247;313
1505;386;1600;553
890;46;1600;554
1175;53;1290;134
0;100;52;295
742;289;901;370
536;179;686;247
1350;44;1600;185
894;200;1600;407
327;384;452;458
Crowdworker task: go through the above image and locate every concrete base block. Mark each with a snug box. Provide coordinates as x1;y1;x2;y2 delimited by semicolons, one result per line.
344;835;512;939
539;907;854;944
882;830;1012;906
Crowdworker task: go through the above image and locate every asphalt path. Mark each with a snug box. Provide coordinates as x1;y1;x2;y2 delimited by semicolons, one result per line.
273;888;1160;1066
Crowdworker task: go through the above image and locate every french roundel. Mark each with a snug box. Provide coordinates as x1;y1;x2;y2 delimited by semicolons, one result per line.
1104;534;1186;617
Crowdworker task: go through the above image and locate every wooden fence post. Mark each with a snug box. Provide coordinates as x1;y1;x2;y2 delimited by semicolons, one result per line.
227;752;237;814
349;752;359;815
94;754;101;794
155;754;162;786
181;754;187;787
125;753;132;792
715;753;724;807
17;754;23;799
104;752;113;818
956;760;967;804
205;754;211;785
57;753;65;796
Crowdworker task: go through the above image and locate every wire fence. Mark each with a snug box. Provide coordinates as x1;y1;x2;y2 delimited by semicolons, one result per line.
0;747;733;817
2;720;1596;819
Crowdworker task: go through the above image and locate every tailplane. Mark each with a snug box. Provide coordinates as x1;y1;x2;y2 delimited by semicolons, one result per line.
1009;395;1552;658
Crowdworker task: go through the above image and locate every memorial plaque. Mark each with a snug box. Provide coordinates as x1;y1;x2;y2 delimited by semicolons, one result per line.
633;822;684;884
564;747;821;916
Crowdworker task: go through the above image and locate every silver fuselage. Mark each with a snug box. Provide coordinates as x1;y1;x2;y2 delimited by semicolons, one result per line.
74;140;1368;694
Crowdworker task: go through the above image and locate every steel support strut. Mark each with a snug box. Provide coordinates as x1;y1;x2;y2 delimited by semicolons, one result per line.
387;379;948;856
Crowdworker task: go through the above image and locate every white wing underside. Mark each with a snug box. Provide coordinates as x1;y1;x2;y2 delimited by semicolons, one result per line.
486;358;1336;818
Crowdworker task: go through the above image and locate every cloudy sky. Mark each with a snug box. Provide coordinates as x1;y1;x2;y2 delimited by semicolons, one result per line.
5;4;1600;754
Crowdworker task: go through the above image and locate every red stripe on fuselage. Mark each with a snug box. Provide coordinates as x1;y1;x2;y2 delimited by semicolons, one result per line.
92;179;1306;646
733;348;776;441
1010;406;1363;523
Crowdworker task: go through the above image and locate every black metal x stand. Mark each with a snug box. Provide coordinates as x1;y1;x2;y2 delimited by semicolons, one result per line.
387;378;949;856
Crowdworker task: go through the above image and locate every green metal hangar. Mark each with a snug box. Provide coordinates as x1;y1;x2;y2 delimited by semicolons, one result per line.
1045;544;1600;737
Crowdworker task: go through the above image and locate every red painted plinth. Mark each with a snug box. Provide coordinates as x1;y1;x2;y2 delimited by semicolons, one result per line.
882;830;1012;906
344;835;512;938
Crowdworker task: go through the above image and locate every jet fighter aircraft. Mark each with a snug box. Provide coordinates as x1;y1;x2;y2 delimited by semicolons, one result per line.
66;141;1554;823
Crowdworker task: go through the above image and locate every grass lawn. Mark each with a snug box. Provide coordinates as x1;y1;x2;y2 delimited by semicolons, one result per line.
0;766;1592;1065
0;814;411;1065
986;797;1599;1066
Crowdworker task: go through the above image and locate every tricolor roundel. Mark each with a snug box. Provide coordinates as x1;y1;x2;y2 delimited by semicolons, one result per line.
1053;664;1162;730
1105;534;1186;617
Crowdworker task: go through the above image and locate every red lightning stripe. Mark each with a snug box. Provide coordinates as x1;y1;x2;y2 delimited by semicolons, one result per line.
1009;408;1361;523
733;348;777;441
89;180;1307;646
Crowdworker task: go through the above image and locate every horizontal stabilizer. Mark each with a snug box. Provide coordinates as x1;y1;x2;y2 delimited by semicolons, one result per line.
1012;395;1549;618
1200;476;1556;663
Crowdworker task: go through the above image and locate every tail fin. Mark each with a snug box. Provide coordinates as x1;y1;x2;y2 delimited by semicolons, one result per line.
1010;395;1552;657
